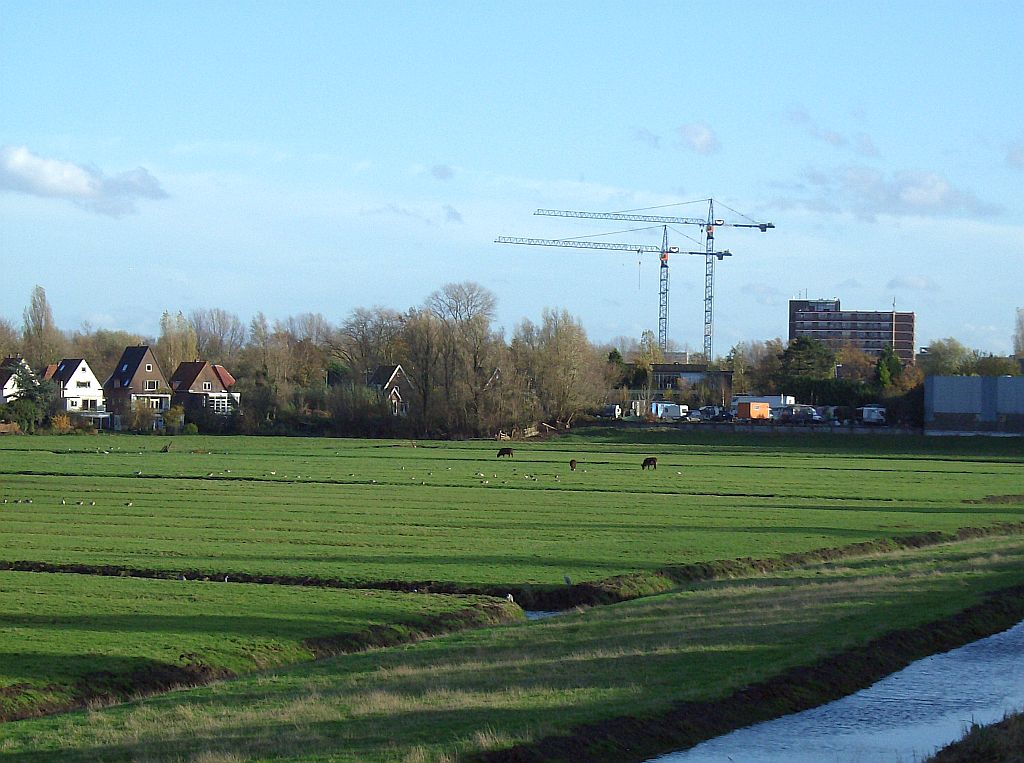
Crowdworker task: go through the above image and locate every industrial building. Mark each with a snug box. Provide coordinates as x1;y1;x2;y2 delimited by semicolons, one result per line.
789;299;916;365
925;375;1024;435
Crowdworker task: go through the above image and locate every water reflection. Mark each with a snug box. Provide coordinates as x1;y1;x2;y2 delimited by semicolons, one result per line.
648;618;1024;763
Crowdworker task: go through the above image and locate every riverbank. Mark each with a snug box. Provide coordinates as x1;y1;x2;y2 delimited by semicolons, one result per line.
5;533;1024;761
926;710;1024;762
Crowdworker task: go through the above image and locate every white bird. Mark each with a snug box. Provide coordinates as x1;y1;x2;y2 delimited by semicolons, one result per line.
125;501;133;507
506;593;515;603
61;498;66;505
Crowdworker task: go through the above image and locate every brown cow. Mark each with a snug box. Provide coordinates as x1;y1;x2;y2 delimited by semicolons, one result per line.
569;459;577;471
497;447;514;458
641;457;657;470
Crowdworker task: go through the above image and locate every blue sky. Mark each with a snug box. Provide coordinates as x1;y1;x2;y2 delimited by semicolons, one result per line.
2;1;1022;355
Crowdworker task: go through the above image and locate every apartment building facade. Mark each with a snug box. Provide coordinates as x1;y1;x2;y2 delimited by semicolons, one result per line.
788;299;916;365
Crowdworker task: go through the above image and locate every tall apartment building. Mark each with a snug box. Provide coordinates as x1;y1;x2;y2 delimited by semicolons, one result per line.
788;299;916;365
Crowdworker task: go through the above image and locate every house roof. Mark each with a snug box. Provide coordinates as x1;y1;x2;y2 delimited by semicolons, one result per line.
211;364;236;389
106;346;162;388
47;359;87;385
367;364;402;388
1;357;30;389
169;361;208;391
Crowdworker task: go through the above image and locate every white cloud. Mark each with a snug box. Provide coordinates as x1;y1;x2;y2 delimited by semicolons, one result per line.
678;122;720;155
834;278;865;290
788;164;998;220
741;283;784;305
886;275;940;292
632;127;661;149
0;145;167;216
431;164;454;180
788;110;880;158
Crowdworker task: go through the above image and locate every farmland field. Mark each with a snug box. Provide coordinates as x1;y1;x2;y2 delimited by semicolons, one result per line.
1;433;1021;587
0;430;1022;760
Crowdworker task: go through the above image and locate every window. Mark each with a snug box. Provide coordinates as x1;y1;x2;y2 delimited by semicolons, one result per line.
203;381;212;391
70;400;78;407
121;364;128;372
146;364;152;372
76;381;90;388
145;380;158;391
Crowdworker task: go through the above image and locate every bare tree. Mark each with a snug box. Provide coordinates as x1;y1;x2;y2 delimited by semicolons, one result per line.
428;282;500;433
155;311;198;377
0;317;20;359
21;285;65;367
68;326;148;382
514;309;606;425
189;308;246;365
400;308;442;432
333;306;404;381
1015;307;1024;358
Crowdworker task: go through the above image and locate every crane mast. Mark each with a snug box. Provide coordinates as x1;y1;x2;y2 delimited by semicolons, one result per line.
498;200;772;357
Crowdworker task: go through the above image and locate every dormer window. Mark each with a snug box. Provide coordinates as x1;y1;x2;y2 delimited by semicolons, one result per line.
121;364;128;372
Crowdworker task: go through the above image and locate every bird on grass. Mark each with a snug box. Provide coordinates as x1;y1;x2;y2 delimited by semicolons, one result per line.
506;593;515;603
125;501;133;507
564;575;572;586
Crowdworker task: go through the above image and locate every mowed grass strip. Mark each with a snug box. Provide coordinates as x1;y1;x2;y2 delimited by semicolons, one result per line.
4;534;1024;762
0;571;517;721
1;435;1022;587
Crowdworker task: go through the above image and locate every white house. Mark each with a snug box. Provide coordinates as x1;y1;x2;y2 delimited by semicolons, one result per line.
0;356;33;405
42;358;105;413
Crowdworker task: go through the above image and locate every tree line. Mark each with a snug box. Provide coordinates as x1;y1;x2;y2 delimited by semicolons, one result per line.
2;285;1020;436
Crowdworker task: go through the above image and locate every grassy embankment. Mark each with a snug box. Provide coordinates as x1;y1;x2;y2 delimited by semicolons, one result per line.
0;432;1022;759
926;710;1024;762
2;534;1024;761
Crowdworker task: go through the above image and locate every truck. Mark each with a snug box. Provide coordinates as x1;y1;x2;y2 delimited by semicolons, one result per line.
736;401;771;420
731;394;795;409
778;404;824;423
857;405;887;425
650;401;687;420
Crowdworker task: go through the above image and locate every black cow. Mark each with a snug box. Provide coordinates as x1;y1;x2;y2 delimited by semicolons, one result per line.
497;447;514;458
641;457;657;470
569;459;577;471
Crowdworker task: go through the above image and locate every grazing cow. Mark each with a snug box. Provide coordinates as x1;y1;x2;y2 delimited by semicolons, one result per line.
641;457;658;470
569;459;577;472
497;447;514;458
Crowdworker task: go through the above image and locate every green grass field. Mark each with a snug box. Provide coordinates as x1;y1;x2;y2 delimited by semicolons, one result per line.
2;433;1021;586
0;431;1022;760
3;534;1024;762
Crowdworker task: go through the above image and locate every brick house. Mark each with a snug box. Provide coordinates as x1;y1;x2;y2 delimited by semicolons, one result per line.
103;346;171;418
169;361;240;415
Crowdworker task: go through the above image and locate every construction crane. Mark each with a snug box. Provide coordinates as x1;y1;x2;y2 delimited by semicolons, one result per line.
516;200;773;359
496;226;730;352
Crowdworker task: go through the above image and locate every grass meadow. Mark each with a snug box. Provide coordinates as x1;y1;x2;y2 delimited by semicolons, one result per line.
3;534;1024;762
0;430;1022;760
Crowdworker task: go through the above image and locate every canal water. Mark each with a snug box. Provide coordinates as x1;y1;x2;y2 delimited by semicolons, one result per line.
647;617;1024;763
